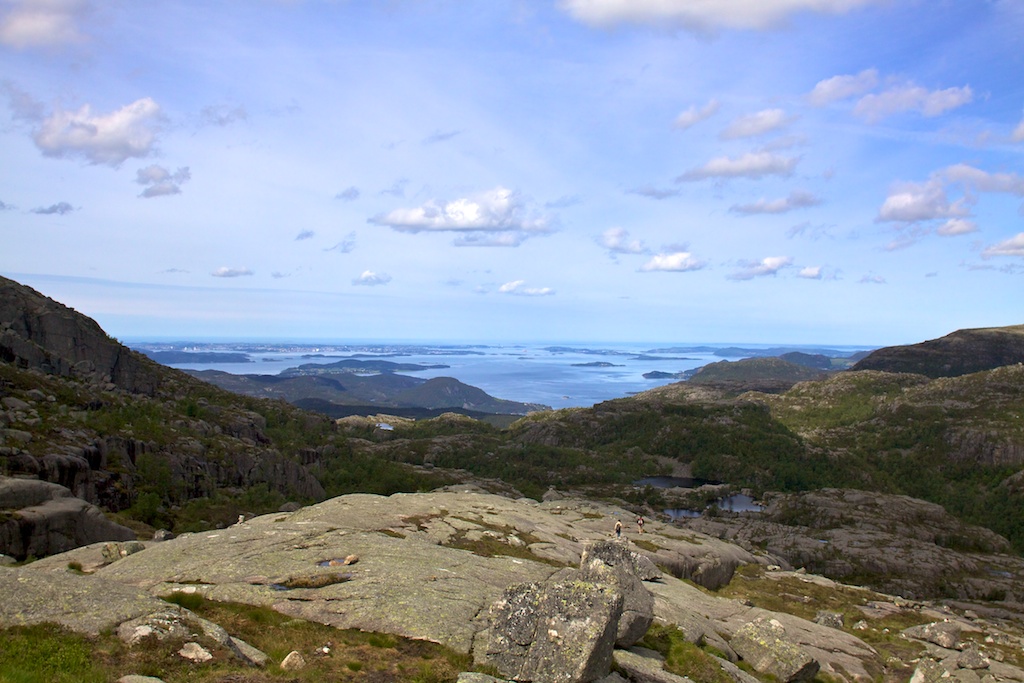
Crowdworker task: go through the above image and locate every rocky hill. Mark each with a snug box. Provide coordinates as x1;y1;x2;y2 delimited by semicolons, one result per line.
853;325;1024;378
687;357;828;393
3;491;1023;683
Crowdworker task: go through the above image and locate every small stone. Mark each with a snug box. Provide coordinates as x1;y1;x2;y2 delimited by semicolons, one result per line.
957;644;990;670
281;650;306;671
343;554;359;565
178;642;213;663
814;611;844;629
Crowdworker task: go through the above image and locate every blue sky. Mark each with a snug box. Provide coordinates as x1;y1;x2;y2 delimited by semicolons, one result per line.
1;0;1022;345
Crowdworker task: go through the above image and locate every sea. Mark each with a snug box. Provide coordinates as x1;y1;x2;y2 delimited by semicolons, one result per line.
128;341;873;410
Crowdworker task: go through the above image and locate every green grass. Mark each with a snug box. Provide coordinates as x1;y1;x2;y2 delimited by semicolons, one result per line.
0;595;482;683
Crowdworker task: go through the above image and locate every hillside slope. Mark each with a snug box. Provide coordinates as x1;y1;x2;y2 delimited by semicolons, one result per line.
853;324;1024;378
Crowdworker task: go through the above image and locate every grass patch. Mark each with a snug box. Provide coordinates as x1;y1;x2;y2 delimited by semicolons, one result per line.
632;539;661;552
638;623;733;683
0;595;487;682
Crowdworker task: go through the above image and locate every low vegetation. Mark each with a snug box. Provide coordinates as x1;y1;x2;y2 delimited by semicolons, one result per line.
0;594;483;683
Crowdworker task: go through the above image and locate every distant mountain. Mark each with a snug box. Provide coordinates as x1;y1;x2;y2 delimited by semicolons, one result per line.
687;357;828;393
280;358;449;375
141;350;253;364
852;325;1024;378
189;369;548;415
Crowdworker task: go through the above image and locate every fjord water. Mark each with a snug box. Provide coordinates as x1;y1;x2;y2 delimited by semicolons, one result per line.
142;342;866;409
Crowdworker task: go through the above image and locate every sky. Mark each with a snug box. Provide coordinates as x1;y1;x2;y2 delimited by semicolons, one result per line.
1;0;1023;346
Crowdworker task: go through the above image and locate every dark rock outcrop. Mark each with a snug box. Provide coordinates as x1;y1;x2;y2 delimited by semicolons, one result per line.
0;275;162;393
0;475;136;560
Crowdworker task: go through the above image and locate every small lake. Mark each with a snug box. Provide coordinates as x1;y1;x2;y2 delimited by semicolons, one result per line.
664;494;765;520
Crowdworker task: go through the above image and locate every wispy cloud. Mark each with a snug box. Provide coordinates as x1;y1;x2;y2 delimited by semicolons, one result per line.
854;83;973;123
673;99;719;130
325;232;357;253
352;270;391;286
1014;117;1024;143
719;109;794;140
32;201;75;215
295;229;315;241
369;186;552;246
0;0;89;49
728;256;793;280
558;0;886;32
0;199;14;211
677;152;799;182
499;280;555;296
639;251;706;273
598;227;648;255
380;179;409;197
808;69;879;106
545;194;581;209
211;267;253;278
859;274;886;284
200;104;247;127
423;129;461;144
136;165;190;198
335;186;360;201
730;189;820;215
627;185;681;200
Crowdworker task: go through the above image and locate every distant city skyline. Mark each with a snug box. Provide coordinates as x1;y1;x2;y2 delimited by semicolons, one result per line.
2;1;1022;345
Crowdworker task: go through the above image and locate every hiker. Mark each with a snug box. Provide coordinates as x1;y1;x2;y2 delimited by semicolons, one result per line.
636;515;645;534
614;520;622;538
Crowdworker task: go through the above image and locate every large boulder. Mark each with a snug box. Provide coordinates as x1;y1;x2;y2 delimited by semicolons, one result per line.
481;578;624;683
578;541;655;647
0;475;136;560
729;617;820;683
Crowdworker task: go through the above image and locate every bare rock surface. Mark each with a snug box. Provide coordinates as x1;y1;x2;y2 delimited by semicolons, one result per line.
6;490;1024;683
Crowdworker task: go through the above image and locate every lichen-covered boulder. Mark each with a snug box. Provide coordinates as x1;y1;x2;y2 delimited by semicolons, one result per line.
579;541;655;647
903;621;963;650
482;578;623;683
730;617;819;683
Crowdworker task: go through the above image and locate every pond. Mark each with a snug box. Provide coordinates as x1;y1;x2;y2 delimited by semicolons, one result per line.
664;494;765;520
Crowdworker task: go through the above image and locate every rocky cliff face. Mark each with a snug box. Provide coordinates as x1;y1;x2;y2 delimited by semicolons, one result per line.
0;276;341;539
0;276;163;393
852;325;1024;378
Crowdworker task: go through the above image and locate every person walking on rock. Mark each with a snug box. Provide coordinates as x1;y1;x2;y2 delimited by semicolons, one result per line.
636;515;645;534
614;520;622;538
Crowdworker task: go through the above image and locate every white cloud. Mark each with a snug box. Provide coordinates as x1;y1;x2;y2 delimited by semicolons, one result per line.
854;84;973;123
211;267;253;278
33;97;162;166
720;109;793;139
808;69;879;106
558;0;884;32
369;186;552;245
982;233;1024;259
936;218;978;236
677;152;799;181
673;99;719;130
135;164;190;198
730;189;820;215
499;280;555;296
797;266;822;279
639;251;706;272
599;227;648;255
876;179;968;223
941;164;1024;196
1014;117;1024;143
728;256;793;280
0;0;87;48
352;270;391;286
